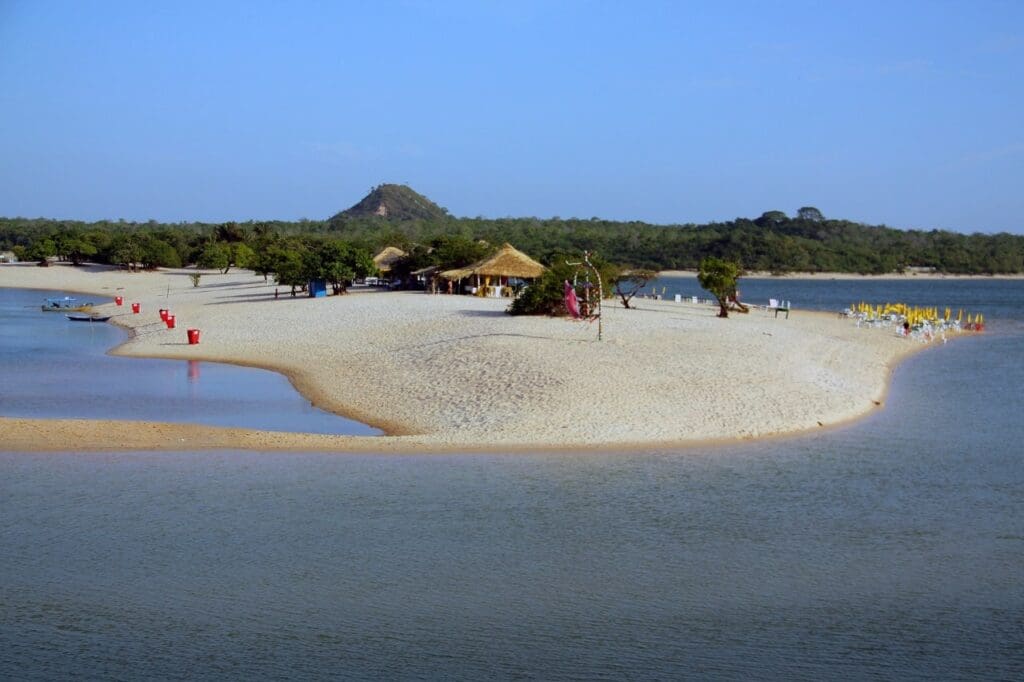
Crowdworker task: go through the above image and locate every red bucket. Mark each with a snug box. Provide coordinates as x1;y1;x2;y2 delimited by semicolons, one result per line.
166;314;176;329
131;302;140;314
159;308;168;321
187;328;200;345
115;296;123;306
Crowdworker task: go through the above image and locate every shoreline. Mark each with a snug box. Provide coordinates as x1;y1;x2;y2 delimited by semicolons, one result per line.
0;262;958;453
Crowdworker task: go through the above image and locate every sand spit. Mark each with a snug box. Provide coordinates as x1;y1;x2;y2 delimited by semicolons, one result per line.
1;263;940;453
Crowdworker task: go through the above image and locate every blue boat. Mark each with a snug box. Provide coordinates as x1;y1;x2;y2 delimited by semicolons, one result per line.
41;296;94;312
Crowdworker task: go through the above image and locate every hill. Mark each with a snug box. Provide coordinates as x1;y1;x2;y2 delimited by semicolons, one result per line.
329;184;449;223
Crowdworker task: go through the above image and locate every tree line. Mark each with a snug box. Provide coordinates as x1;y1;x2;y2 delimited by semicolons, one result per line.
2;206;1023;275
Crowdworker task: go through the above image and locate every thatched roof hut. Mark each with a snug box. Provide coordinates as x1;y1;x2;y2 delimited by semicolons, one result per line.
440;243;545;281
372;246;407;274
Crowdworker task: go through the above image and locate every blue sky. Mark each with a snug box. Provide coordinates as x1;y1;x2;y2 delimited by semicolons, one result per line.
1;1;1022;233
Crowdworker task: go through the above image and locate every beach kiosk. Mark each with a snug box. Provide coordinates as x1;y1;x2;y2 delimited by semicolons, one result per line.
371;246;407;286
440;243;546;297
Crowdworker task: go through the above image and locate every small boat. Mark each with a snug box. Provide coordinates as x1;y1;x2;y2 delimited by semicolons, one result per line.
42;296;94;312
66;313;111;322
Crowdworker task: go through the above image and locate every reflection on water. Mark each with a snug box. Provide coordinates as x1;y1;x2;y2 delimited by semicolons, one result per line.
0;287;379;435
1;280;1022;679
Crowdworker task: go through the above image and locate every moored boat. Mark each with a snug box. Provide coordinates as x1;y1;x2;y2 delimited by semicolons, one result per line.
66;313;111;322
42;296;95;312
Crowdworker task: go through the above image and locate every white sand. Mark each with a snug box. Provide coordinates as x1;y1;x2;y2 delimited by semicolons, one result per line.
0;262;944;452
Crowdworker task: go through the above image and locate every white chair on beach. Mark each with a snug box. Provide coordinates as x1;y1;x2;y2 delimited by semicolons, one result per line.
768;298;789;318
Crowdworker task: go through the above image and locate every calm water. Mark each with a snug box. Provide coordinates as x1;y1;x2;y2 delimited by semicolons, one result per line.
0;288;379;436
2;280;1023;680
650;274;1024;333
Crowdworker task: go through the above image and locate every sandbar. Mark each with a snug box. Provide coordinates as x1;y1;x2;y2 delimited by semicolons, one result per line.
0;263;946;452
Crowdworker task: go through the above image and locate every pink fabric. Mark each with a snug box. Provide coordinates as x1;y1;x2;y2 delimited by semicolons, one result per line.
564;280;580;318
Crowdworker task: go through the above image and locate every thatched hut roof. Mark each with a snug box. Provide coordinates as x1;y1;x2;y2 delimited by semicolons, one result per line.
440;243;545;280
373;246;407;273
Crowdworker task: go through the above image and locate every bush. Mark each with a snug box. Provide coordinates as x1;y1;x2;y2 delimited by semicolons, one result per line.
507;267;570;316
507;254;618;316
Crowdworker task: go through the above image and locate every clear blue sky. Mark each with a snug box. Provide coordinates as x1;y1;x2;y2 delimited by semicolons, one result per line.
1;1;1022;233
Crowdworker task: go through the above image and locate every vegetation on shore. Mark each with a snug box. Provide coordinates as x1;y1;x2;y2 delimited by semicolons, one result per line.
2;185;1023;276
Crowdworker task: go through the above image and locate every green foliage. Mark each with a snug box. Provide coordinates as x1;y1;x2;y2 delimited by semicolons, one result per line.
215;222;247;242
52;228;98;265
507;253;617;316
796;206;824;222
231;243;255;270
189;273;202;287
140;235;182;269
197;242;231;272
697;257;741;318
3;193;1024;275
507;263;574;316
271;244;306;293
256;237;375;295
25;238;56;263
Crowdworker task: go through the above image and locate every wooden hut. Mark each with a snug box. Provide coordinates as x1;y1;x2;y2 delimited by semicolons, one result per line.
440;243;545;297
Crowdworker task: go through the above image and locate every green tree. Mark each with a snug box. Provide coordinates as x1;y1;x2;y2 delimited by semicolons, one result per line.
755;210;788;227
796;206;824;222
215;222;247;242
231;243;255;271
63;235;98;265
307;240;375;294
271;245;307;296
697;257;741;318
507;262;574;316
25;238;56;265
139;235;182;269
109;235;144;271
432;235;493;269
197;242;231;272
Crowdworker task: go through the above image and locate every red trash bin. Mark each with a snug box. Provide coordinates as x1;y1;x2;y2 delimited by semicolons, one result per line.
166;314;176;329
131;302;140;314
115;296;123;306
159;308;168;321
187;329;201;345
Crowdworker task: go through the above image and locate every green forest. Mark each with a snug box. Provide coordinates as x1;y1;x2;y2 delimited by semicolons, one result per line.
2;185;1023;275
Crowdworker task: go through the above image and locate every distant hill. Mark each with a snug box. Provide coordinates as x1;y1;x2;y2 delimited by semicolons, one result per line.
329;184;449;223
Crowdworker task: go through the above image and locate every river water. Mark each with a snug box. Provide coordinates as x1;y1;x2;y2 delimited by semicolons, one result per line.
0;288;379;436
1;279;1022;680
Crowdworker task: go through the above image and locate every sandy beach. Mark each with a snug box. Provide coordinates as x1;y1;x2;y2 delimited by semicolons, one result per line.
0;263;944;452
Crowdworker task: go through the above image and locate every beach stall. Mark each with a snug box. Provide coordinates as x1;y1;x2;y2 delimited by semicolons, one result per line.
440;243;545;297
371;246;407;286
411;265;441;292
